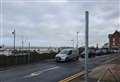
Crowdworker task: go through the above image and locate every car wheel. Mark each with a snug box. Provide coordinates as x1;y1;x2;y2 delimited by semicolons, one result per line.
65;57;69;62
76;57;79;60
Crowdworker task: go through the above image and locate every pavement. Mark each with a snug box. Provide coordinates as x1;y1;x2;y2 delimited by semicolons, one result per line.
63;53;120;82
0;54;118;82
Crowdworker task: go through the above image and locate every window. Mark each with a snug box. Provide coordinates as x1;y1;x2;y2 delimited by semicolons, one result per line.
72;50;77;54
113;42;115;46
112;38;115;46
68;50;72;55
113;38;115;42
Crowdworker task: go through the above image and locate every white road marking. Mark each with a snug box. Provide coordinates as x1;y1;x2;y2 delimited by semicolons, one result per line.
24;66;60;78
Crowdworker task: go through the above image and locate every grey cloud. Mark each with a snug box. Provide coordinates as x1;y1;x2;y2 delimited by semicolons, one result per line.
103;10;120;20
1;0;120;47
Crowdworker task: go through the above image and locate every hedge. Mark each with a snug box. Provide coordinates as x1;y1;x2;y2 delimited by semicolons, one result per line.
0;51;57;67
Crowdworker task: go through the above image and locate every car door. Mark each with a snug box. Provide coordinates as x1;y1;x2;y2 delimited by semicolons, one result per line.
71;50;77;58
67;50;73;59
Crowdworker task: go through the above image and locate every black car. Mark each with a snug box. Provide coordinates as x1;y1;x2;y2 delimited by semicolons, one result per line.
80;49;96;58
96;49;104;56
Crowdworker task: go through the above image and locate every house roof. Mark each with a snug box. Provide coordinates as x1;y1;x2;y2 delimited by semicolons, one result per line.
109;30;120;38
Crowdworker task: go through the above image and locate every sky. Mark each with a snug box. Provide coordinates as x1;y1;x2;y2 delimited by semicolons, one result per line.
0;0;120;47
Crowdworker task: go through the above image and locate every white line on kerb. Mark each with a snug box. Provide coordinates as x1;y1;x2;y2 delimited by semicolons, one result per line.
24;66;59;78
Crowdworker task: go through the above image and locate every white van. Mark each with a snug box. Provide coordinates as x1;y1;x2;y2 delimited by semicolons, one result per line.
55;49;79;62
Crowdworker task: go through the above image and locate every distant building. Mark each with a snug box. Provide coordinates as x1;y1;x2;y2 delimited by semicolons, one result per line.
103;43;109;48
108;30;120;48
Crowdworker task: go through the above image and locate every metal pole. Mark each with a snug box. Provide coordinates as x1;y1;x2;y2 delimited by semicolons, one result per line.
76;32;79;48
76;32;79;55
85;11;89;82
73;39;74;48
28;42;30;64
13;29;16;52
0;0;3;47
21;40;24;57
14;29;17;64
13;29;17;64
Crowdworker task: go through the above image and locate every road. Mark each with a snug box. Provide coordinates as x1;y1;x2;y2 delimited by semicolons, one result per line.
0;54;119;82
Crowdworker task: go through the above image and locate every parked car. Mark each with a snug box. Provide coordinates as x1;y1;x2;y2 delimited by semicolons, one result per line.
55;49;79;62
80;49;96;58
96;48;111;56
95;49;103;56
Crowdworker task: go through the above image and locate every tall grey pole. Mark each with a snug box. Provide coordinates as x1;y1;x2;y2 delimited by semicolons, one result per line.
21;40;24;57
28;42;30;64
76;32;79;48
12;29;16;54
76;32;79;55
13;29;16;52
85;11;89;82
12;29;17;64
73;39;74;48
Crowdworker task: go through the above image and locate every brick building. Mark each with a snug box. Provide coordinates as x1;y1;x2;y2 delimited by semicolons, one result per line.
108;30;120;48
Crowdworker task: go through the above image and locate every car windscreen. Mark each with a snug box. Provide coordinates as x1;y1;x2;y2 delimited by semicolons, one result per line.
59;50;70;54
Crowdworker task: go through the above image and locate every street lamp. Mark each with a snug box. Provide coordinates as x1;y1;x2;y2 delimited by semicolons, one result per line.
12;29;17;64
76;32;79;49
85;11;89;82
12;29;16;52
76;32;79;57
28;42;31;64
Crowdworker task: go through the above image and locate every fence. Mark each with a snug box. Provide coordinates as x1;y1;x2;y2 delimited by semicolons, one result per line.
0;51;57;67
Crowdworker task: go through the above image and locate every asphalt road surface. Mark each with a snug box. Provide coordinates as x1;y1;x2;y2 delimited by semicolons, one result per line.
0;54;118;82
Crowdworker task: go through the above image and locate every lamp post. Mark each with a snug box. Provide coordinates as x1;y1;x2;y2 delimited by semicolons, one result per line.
76;32;79;56
21;40;24;57
12;29;16;52
85;11;89;82
76;32;79;49
12;29;17;64
28;42;30;64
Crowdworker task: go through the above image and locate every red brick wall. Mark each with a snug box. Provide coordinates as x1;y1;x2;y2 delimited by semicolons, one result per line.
109;31;120;48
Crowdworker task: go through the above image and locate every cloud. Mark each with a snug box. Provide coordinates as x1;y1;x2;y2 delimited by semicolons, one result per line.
1;0;120;47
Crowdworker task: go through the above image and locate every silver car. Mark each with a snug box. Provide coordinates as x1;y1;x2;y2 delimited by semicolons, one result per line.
55;49;79;62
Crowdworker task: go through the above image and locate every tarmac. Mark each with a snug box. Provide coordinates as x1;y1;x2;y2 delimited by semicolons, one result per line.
59;53;120;82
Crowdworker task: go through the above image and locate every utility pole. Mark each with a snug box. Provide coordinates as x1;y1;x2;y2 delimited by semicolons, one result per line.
12;29;17;64
28;42;30;64
21;40;24;57
85;11;89;82
12;29;16;52
76;32;79;49
76;32;79;56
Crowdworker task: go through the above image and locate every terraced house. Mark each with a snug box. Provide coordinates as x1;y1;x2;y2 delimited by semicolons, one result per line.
109;30;120;48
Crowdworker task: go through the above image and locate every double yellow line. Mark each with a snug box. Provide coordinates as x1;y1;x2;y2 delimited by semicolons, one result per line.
59;54;119;82
59;71;85;82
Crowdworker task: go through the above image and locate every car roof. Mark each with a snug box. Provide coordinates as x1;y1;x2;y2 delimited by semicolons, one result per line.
62;48;75;51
